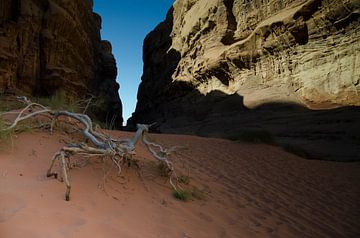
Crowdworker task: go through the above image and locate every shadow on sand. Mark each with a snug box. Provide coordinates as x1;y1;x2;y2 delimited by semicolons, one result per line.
129;87;360;162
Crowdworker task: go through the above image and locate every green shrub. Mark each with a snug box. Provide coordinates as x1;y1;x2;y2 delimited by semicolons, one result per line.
15;124;32;133
0;95;24;112
173;190;191;201
0;116;13;150
177;175;190;185
173;186;206;201
37;90;78;112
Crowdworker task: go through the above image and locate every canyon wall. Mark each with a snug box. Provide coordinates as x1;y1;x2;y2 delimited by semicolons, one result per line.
0;0;122;127
129;0;360;161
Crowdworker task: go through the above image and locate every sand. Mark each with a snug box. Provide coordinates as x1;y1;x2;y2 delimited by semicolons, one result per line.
0;130;359;238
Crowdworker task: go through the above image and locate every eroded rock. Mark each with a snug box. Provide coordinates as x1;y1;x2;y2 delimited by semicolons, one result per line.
128;0;360;161
0;0;123;127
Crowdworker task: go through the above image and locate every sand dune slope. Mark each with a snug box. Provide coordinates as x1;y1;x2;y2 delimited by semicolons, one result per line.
0;131;359;238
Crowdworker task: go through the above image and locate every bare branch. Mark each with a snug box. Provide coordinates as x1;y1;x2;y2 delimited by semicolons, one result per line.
2;96;180;200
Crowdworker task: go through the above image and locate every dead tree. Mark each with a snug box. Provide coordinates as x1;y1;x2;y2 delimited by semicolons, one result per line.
1;97;178;200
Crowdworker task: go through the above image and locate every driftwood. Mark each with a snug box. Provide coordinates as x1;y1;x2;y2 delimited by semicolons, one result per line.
1;97;178;200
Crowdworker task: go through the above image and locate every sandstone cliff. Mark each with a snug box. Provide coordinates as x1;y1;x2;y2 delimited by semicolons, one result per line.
129;0;360;161
0;0;122;127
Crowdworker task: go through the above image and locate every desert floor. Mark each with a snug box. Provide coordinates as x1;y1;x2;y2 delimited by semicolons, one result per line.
0;130;359;238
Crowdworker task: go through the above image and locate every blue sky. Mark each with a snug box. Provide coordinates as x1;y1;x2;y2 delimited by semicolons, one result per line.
93;0;174;125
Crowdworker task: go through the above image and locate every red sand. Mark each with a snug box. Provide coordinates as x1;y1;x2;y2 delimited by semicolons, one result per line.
0;130;359;237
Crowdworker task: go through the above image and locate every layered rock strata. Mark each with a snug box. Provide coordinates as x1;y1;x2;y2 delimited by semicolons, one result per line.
129;0;360;161
0;0;122;127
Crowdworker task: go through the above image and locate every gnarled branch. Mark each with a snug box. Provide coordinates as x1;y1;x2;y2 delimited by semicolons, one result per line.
1;96;179;200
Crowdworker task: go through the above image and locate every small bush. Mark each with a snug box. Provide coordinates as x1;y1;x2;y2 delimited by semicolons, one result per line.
0;95;24;112
227;129;275;144
173;190;191;201
0;116;13;150
37;90;78;112
15;124;32;133
173;186;206;201
177;175;190;185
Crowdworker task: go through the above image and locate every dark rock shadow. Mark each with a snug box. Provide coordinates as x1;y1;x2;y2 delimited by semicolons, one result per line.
126;6;181;129
129;86;360;162
126;6;359;162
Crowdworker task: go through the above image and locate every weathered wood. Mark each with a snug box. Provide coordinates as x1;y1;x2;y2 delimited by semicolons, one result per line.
2;97;178;200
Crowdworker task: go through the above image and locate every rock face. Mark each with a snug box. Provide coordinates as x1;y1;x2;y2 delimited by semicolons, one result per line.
0;0;122;127
129;0;360;161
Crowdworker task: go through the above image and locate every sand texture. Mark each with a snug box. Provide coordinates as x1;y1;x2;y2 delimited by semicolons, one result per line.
0;130;359;237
